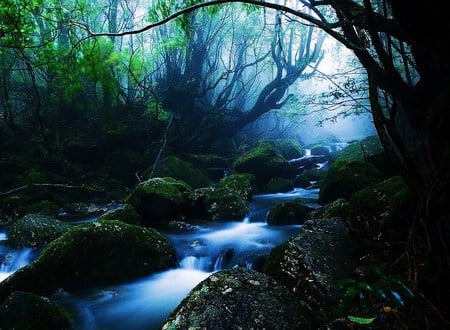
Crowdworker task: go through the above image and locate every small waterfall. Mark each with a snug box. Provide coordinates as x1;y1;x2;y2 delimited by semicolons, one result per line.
305;148;312;157
0;248;33;282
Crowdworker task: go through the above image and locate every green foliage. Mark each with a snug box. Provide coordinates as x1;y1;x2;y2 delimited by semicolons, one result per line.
338;266;414;312
347;315;376;325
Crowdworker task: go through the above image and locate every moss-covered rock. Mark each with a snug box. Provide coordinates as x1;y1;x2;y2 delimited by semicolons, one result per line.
265;217;360;327
267;201;314;225
217;173;255;201
319;160;382;204
203;187;250;220
232;143;295;186
348;176;413;242
310;144;331;156
97;204;141;225
8;213;72;249
14;200;59;218
263;177;294;193
308;198;350;220
22;168;48;185
162;267;312;330
0;291;72;330
0;221;176;300
335;135;384;162
125;177;191;227
153;156;212;188
265;139;304;159
294;168;327;188
167;220;199;232
183;153;231;180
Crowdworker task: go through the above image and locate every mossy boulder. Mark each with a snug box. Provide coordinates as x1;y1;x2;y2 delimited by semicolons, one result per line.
310;144;331;156
8;213;71;249
125;177;191;227
232;143;295;186
335;135;384;162
183;154;231;181
265;139;304;159
334;135;402;178
153;156;212;189
22;168;48;185
308;198;350;220
263;177;294;193
0;220;176;300
319;160;382;204
348;176;413;242
162;267;312;330
217;173;255;201
97;204;142;225
203;187;250;220
267;201;314;225
14;200;59;218
294;168;327;188
0;291;72;330
265;217;360;327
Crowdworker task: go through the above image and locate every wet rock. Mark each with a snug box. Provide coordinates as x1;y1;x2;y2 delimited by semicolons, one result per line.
97;204;141;225
162;267;312;330
217;173;255;201
232;143;296;187
125;177;191;227
8;213;71;249
152;156;212;189
0;291;71;329
0;220;176;300
263;177;294;194
267;201;314;225
319;160;382;204
203;187;250;220
265;217;360;327
308;198;350;220
167;220;199;232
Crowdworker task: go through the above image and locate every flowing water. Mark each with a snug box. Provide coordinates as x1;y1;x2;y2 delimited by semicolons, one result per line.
0;188;319;329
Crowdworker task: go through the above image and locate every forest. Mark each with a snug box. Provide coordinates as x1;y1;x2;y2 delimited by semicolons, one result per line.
0;0;449;329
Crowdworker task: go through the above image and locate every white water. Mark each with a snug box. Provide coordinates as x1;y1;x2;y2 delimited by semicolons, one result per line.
0;233;34;282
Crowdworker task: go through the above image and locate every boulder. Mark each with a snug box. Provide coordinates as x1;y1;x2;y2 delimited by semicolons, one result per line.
97;204;142;225
0;291;71;329
8;213;71;249
265;217;360;327
267;201;314;225
203;187;250;220
217;173;255;201
162;267;312;329
319;160;382;204
232;143;295;187
0;220;176;300
308;198;350;220
153;156;212;188
263;177;294;194
125;177;191;227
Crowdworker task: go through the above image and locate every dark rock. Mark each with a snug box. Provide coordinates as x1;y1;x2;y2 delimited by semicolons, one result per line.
0;291;71;330
125;177;191;227
265;217;360;327
0;220;176;300
263;177;294;194
203;187;250;220
267;201;314;225
167;220;199;232
8;213;71;249
162;267;313;329
309;198;350;220
319;160;382;204
217;173;255;201
97;204;142;225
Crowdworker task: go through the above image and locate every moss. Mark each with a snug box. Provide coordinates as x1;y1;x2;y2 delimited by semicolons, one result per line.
264;139;304;159
125;177;191;227
8;213;71;249
319;160;382;204
15;200;59;218
154;156;212;188
0;220;176;300
232;143;295;186
217;173;255;201
97;204;142;225
267;201;314;225
0;291;72;329
22;168;48;185
334;135;384;162
348;176;413;240
310;144;331;156
263;177;294;193
204;187;250;220
308;198;350;220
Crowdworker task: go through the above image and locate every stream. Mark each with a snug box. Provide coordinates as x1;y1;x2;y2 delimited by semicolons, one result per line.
0;188;319;329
